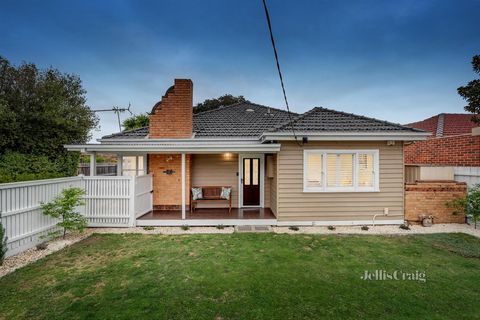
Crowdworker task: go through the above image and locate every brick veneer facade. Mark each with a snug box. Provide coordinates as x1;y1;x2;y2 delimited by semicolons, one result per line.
148;79;194;208
404;134;480;166
149;154;192;210
149;79;193;139
405;181;466;224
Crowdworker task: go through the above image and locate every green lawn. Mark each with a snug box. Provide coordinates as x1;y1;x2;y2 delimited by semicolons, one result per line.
1;233;480;320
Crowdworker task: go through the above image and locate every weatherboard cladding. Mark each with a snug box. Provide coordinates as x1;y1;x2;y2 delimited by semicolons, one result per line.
101;102;422;140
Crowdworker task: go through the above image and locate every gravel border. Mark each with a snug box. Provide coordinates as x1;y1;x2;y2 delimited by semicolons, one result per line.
0;231;92;278
2;223;479;279
272;223;480;237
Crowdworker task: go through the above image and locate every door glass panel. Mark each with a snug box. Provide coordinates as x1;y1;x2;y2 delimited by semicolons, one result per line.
252;159;259;185
244;159;251;185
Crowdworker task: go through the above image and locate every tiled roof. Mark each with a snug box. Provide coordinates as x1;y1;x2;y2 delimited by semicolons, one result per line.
101;103;424;140
101;126;149;139
406;113;478;137
101;102;294;139
193;102;295;137
270;107;424;133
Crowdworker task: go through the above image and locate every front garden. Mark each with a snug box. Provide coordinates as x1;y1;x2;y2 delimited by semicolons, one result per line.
1;232;479;319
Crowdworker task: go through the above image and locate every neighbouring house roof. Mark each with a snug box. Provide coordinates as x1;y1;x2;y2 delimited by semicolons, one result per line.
406;113;478;137
101;102;425;141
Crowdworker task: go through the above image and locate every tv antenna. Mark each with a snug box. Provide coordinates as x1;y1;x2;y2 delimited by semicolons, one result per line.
93;103;133;132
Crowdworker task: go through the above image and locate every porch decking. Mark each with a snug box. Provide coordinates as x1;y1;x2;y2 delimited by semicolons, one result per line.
136;208;277;226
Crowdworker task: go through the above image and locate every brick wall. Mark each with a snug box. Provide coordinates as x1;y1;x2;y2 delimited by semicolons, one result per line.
149;79;193;138
148;154;191;209
404;134;480;166
405;181;466;224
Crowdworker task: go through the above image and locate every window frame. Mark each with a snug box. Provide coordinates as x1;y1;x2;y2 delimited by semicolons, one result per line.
303;149;380;193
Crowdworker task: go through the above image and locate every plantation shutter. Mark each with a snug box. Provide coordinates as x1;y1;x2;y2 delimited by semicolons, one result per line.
338;154;354;187
358;153;374;187
326;153;354;187
306;153;322;188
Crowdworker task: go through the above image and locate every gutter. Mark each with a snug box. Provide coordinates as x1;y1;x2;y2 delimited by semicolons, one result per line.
260;131;431;142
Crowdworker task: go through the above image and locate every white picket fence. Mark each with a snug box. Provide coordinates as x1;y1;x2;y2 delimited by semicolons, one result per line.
0;175;152;256
454;167;480;187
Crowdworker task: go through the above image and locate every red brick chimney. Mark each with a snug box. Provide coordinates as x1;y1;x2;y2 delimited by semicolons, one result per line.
149;79;193;138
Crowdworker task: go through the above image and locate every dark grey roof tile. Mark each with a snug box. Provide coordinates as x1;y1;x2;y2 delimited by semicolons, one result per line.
270;107;426;133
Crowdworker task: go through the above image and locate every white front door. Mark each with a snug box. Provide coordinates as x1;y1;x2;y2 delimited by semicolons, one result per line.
238;154;264;208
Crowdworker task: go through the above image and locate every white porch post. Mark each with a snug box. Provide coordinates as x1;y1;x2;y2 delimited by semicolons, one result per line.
116;154;123;176
135;156;139;176
181;153;186;220
143;154;148;175
90;152;97;176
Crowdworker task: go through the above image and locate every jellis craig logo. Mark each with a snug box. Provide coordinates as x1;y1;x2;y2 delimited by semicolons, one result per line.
361;270;426;282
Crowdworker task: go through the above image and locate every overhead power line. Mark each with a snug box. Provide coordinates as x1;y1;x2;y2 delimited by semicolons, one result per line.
261;0;302;146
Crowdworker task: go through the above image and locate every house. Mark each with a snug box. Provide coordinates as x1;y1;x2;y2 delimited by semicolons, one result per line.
66;79;429;226
405;113;480;184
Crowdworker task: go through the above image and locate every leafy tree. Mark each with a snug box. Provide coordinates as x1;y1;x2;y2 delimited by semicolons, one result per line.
446;184;480;228
0;56;98;180
0;213;7;265
458;55;480;123
122;113;149;130
193;94;247;114
41;188;87;238
0;152;65;183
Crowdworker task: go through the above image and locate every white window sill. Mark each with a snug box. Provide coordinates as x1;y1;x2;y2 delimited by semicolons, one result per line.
303;189;380;193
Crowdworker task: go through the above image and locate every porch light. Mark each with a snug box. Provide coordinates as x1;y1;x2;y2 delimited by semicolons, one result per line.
223;153;233;160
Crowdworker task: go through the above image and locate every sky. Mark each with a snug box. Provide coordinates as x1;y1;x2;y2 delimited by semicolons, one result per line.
1;0;479;141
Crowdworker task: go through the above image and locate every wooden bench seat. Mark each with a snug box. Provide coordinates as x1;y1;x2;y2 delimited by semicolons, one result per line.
190;186;232;213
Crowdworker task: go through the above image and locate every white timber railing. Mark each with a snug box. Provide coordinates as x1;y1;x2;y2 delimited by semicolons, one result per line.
134;174;153;219
0;174;153;256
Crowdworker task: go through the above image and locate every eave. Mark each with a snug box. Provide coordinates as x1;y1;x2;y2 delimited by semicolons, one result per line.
65;142;281;154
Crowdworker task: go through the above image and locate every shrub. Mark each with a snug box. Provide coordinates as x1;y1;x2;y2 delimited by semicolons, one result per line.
216;225;225;229
446;184;480;229
399;223;410;230
36;242;48;250
289;226;299;231
361;225;369;231
327;225;336;231
0;152;68;183
41;187;87;238
143;226;155;231
0;213;7;265
181;225;190;231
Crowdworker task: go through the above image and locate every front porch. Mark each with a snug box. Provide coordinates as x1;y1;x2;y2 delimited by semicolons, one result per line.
69;141;281;226
136;207;276;226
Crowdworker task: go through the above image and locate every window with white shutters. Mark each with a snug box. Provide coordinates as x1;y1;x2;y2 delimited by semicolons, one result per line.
303;150;379;192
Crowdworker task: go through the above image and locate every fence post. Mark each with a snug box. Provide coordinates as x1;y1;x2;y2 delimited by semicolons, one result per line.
129;176;136;227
